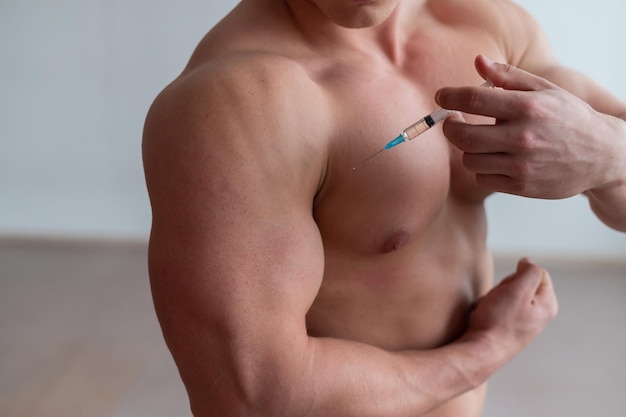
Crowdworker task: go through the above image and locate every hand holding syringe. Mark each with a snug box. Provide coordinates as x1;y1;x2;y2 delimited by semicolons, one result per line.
353;80;494;170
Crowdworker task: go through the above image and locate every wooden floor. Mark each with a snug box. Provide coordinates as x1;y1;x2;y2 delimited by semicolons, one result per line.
0;239;625;417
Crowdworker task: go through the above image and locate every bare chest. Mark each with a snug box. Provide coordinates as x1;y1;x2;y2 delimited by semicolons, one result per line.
312;34;501;255
300;21;501;353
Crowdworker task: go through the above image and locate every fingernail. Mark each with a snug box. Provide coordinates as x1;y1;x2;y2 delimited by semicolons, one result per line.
483;55;495;66
449;110;465;122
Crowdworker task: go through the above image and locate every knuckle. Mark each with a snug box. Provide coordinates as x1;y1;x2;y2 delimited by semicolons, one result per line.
540;300;559;322
512;158;532;178
515;128;536;151
466;89;483;111
518;97;535;116
496;64;520;88
518;94;546;119
508;178;533;197
503;63;518;75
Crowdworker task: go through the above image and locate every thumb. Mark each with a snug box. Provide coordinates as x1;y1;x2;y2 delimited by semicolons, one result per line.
475;54;552;92
534;265;555;298
515;257;556;299
505;257;546;294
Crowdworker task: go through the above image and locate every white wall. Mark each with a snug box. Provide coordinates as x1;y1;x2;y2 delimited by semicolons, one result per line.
1;0;625;257
0;0;238;240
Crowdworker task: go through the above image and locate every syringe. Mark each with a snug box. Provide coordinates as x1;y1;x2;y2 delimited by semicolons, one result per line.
352;80;493;170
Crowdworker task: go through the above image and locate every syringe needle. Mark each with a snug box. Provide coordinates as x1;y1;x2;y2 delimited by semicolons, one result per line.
352;81;494;172
352;148;386;170
352;133;407;170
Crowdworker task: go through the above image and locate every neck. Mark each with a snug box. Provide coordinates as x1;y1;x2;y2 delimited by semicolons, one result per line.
282;0;421;62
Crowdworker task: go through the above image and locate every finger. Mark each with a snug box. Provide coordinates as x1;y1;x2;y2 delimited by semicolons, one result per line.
535;269;555;297
462;152;516;176
474;55;554;92
436;55;558;119
474;173;544;198
436;84;536;121
443;120;511;153
512;258;547;296
533;269;559;316
495;258;538;289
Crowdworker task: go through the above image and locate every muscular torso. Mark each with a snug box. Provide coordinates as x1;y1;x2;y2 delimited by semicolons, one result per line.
305;27;499;417
186;1;515;415
307;21;499;351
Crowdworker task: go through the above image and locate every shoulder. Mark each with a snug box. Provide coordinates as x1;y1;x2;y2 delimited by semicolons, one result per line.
429;0;547;65
148;51;323;134
145;50;331;153
143;51;331;212
429;0;536;29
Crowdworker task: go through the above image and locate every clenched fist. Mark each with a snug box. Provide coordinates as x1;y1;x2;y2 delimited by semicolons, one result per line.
467;258;558;362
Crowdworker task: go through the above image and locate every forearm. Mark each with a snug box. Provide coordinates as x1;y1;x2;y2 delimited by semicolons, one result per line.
221;332;501;417
584;114;626;232
297;334;498;417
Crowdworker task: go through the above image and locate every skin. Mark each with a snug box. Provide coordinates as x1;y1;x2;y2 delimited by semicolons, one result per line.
142;0;626;416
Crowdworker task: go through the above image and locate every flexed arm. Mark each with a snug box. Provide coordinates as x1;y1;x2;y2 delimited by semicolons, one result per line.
143;57;558;417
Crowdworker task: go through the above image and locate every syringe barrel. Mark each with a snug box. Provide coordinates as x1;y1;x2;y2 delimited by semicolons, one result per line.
402;118;432;141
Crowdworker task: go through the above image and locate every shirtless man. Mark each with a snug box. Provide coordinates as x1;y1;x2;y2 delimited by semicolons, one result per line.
142;0;626;416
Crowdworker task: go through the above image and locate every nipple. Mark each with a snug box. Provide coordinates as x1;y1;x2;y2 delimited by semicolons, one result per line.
381;230;411;254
